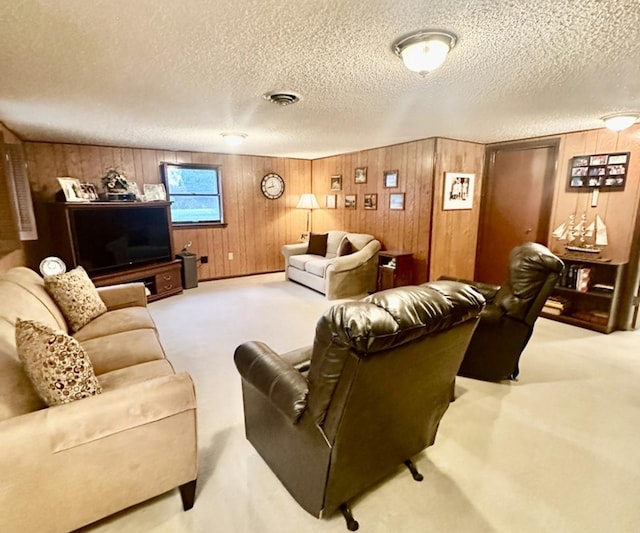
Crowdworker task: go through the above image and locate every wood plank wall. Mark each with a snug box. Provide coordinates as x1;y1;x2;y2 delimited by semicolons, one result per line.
429;138;485;280
311;139;436;284
23;142;311;279
548;124;640;264
311;138;485;284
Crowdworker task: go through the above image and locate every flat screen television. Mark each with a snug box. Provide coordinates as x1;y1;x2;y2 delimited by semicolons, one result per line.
69;204;173;275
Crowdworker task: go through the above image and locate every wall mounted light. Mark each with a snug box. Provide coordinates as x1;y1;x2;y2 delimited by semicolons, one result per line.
601;113;639;131
393;30;457;74
296;193;320;239
221;132;247;146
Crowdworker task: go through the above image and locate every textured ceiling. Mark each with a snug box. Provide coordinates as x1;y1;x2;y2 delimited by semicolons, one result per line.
1;0;640;159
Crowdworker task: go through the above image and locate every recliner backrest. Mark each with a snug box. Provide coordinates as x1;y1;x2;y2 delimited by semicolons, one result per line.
494;242;564;326
306;281;485;429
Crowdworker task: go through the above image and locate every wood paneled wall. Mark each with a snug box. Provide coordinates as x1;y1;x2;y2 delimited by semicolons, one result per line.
430;138;485;280
311;138;485;283
23;142;311;279
548;124;640;263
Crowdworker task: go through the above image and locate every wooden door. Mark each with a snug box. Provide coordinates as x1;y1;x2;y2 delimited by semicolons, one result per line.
475;139;559;284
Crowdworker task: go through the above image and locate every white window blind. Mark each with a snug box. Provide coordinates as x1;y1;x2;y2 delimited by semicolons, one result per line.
4;142;37;241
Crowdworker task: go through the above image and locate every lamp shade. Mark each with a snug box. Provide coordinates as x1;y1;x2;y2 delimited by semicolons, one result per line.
601;113;639;132
296;193;320;209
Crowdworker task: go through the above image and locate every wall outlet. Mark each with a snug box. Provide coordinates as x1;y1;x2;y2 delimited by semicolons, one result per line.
201;256;208;264
228;252;234;260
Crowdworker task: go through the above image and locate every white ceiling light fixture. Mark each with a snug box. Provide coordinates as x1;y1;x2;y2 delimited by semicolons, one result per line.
601;113;639;132
393;30;457;74
221;132;247;146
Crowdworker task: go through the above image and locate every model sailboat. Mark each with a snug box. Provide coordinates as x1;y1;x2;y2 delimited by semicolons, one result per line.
552;213;608;254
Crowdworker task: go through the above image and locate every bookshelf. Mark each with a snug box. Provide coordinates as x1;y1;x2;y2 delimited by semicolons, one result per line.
541;255;627;333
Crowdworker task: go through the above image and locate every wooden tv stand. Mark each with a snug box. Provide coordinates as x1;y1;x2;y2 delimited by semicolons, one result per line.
92;260;183;302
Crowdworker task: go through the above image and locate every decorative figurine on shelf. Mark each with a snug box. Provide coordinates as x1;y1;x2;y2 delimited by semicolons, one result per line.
100;169;136;201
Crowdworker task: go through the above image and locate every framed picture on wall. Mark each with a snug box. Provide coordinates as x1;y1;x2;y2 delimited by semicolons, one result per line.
389;193;405;210
330;175;342;191
443;172;475;210
354;167;367;184
364;193;377;210
345;194;357;209
383;170;398;188
326;194;337;209
568;152;629;191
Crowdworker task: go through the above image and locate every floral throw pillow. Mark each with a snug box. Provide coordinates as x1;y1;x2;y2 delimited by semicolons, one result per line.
44;266;107;332
15;319;102;406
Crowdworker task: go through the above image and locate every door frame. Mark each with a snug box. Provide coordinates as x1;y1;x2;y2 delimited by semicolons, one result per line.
476;138;560;277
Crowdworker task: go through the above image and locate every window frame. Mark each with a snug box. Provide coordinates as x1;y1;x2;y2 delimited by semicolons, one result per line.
160;162;226;228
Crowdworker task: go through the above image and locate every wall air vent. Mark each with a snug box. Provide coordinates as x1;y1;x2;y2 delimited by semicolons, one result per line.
263;92;301;106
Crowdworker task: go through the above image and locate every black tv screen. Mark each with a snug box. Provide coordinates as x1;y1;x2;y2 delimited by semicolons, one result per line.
70;205;173;274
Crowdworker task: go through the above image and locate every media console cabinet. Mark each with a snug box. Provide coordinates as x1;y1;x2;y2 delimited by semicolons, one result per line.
91;259;183;302
46;201;183;302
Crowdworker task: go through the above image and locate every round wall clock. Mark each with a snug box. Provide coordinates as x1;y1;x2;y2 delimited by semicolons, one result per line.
261;173;285;199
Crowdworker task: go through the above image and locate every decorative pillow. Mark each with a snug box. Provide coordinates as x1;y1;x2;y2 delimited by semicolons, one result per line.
15;318;102;406
337;237;354;257
44;266;107;332
307;233;328;256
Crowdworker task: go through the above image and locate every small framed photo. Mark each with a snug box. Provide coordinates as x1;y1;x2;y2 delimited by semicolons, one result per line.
57;177;86;202
143;183;167;201
330;175;342;191
364;193;377;210
443;172;475;210
354;167;367;184
326;194;337;209
572;156;589;167
589;154;608;166
383;170;398;188
79;182;99;201
127;180;142;200
389;193;405;210
345;194;357;209
608;154;627;165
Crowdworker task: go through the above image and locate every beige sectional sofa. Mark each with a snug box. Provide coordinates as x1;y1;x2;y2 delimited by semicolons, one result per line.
0;266;198;532
282;231;381;299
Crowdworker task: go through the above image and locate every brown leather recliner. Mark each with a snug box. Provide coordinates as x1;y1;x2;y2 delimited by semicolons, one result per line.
234;281;484;529
446;242;564;382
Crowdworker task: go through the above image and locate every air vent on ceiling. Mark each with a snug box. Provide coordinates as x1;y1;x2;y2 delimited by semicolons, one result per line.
263;92;301;106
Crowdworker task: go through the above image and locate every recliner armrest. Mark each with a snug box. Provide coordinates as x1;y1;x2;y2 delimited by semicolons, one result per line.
438;275;501;303
234;341;309;423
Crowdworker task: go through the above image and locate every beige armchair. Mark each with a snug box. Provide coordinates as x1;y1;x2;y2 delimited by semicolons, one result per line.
282;230;381;299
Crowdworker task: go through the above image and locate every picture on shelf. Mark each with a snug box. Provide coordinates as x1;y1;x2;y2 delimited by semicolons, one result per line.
57;177;87;202
79;182;99;201
144;183;167;201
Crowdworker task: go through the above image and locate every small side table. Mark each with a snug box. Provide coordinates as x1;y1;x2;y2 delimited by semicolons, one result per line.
377;251;413;291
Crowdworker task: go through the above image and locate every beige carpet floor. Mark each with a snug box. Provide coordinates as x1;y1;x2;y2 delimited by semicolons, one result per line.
80;273;640;533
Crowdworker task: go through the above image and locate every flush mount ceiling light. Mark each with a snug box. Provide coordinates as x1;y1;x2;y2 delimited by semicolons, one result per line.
263;91;301;106
601;112;639;131
220;132;247;146
393;30;457;74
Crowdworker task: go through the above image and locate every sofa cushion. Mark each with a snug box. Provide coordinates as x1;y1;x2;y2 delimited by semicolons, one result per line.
337;237;354;257
97;359;175;390
325;231;348;258
307;233;328;256
73;306;157;343
305;257;335;277
44;266;107;332
345;233;374;251
15;319;102;406
79;328;166;375
289;254;315;271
